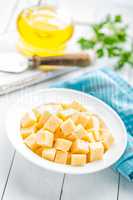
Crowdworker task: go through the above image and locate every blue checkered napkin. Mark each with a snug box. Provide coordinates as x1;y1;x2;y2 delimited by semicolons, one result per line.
52;67;133;181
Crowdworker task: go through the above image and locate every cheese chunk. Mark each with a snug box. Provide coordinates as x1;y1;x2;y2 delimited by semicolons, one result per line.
24;134;38;150
34;147;44;157
20;126;36;139
42;148;56;161
71;113;90;128
36;111;52;129
55;150;68;164
82;132;95;142
60;118;75;136
36;130;54;147
21;112;36;128
71;139;89;154
61;103;70;109
44;115;63;133
71;154;86;166
70;100;87;112
54;127;63;140
88;142;104;162
86;116;100;130
67;152;71;164
32;108;41;120
101;132;114;151
71;124;87;140
55;138;72;152
58;109;77;120
92;130;101;141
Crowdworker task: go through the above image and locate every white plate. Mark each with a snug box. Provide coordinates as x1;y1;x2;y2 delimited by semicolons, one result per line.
6;88;127;174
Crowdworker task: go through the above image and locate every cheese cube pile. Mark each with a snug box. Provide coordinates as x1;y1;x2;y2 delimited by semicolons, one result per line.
21;101;114;166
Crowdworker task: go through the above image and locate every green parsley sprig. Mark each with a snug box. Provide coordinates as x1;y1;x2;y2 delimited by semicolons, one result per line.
77;15;133;70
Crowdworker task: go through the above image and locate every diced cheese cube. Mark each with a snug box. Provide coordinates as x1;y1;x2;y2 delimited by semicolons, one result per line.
71;113;90;128
55;150;68;164
36;111;52;129
71;154;86;166
36;130;54;147
42;148;56;161
34;147;44;157
44;115;63;133
24;134;38;150
58;109;77;120
88;142;104;162
71;124;87;140
21;112;36;128
20;126;35;139
54;127;63;140
67;152;71;164
70;100;87;112
44;104;63;115
101;132;114;151
32;108;41;120
60;118;75;136
70;112;80;123
71;139;89;154
82;132;95;142
61;103;71;109
86;116;100;130
92;130;101;141
55;138;72;152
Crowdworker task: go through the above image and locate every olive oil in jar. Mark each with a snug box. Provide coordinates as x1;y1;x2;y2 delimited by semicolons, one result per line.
17;6;74;56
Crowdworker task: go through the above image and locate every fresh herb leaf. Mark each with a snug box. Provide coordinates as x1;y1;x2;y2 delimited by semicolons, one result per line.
77;38;96;49
77;14;133;70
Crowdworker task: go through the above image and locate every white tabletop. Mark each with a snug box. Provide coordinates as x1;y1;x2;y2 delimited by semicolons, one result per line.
0;0;132;200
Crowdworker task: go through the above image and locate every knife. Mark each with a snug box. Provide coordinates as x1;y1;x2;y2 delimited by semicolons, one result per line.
0;51;95;73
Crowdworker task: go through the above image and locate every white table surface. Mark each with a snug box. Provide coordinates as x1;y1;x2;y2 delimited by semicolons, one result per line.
0;0;132;200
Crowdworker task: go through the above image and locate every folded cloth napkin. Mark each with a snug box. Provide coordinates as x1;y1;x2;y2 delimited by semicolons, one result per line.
52;67;133;181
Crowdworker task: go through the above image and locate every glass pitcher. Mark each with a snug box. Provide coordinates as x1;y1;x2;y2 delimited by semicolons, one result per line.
16;0;74;57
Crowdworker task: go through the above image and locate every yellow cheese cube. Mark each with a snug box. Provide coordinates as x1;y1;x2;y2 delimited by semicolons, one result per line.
86;116;100;130
20;126;35;139
32;108;41;120
101;132;114;151
34;147;44;157
67;152;71;164
92;130;101;141
54;127;63;140
42;148;56;161
71;113;90;128
44;115;63;133
24;134;38;150
36;130;54;147
61;103;71;109
44;104;63;115
60;118;75;136
82;132;95;142
71;154;86;166
21;112;36;128
88;142;104;162
58;109;77;120
71;139;89;154
55;150;68;164
70;100;87;112
70;112;80;123
55;138;72;152
71;124;87;140
36;111;52;129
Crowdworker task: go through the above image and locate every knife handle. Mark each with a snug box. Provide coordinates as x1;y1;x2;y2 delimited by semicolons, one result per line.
30;52;93;68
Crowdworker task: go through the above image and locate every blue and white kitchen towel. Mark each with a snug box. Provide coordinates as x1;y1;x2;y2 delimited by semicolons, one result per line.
53;67;133;181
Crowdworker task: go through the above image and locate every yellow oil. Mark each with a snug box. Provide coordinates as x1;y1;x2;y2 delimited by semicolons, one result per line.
17;6;74;56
